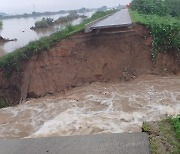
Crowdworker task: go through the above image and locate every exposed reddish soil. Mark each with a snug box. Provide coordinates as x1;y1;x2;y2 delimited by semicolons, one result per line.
0;24;179;106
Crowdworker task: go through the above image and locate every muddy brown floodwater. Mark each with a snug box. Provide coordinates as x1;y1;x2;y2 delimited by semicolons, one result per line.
0;75;179;139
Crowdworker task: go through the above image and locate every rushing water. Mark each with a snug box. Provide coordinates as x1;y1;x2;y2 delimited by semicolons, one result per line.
0;75;179;139
0;12;94;56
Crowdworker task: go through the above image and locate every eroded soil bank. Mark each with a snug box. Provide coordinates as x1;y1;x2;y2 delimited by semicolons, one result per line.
0;24;179;106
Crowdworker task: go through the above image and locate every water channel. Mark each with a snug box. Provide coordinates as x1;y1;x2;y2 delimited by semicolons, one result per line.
0;75;179;139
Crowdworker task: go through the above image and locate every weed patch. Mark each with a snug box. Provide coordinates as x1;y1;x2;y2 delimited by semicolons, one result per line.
143;116;180;154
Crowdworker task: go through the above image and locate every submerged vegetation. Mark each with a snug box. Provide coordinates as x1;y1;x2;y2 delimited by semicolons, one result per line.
31;11;86;30
130;0;180;60
31;17;54;29
0;10;115;77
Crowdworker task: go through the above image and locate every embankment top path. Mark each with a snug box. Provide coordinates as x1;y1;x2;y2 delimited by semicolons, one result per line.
85;8;132;32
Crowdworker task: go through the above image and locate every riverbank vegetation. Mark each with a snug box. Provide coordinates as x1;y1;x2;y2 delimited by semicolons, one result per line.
143;116;180;154
0;10;115;78
130;0;180;60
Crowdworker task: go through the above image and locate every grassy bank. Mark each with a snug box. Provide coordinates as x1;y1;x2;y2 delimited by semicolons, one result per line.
130;0;180;61
143;116;180;154
0;10;115;77
129;10;180;60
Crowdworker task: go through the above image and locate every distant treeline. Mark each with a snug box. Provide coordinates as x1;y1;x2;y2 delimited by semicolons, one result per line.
0;5;119;20
0;8;95;20
131;0;180;17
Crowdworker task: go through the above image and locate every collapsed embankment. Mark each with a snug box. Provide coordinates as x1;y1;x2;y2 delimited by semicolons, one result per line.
0;24;179;107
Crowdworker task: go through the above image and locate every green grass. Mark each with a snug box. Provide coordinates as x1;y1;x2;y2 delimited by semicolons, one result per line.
143;116;180;154
171;116;180;140
142;122;151;132
149;138;158;154
0;10;115;77
129;10;180;61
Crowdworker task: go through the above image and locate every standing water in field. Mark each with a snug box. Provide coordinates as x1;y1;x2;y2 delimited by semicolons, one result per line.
0;75;180;139
0;12;94;56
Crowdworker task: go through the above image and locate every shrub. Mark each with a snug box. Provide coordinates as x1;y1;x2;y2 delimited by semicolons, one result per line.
34;17;54;28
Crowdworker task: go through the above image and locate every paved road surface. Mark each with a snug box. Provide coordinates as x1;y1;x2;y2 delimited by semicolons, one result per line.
0;133;149;154
85;9;132;32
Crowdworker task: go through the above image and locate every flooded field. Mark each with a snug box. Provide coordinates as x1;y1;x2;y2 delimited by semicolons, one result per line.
0;75;179;139
0;12;94;56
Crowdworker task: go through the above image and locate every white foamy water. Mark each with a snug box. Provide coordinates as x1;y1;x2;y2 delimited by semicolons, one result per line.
0;75;180;139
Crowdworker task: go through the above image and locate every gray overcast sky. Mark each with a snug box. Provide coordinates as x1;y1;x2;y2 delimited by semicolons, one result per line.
0;0;132;15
